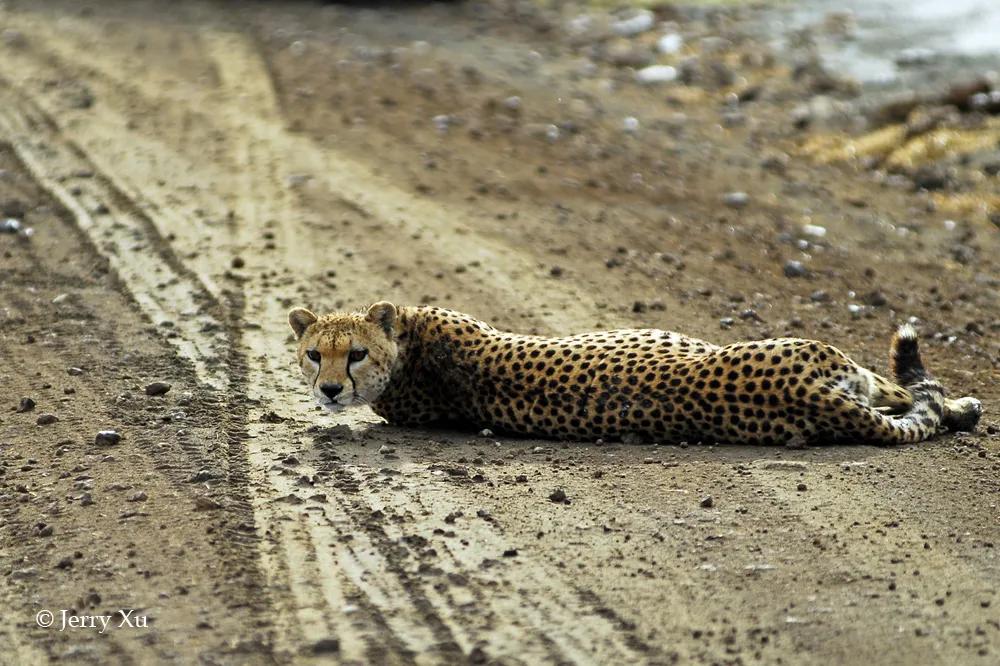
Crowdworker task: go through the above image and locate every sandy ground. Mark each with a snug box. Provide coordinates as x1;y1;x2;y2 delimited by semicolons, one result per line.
0;1;998;664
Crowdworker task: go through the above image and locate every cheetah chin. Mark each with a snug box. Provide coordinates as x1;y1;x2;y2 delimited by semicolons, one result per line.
288;302;982;446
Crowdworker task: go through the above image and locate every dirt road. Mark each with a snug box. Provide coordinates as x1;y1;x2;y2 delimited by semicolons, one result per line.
1;1;997;664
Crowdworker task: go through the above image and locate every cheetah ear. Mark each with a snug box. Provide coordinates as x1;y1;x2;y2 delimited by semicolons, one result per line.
288;308;318;340
366;301;397;336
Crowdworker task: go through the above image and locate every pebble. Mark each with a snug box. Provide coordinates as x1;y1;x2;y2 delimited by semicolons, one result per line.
67;367;84;376
612;10;654;37
80;493;94;506
128;491;148;502
478;428;494;437
1;218;20;233
231;256;245;269
635;65;678;85
797;483;808;492
145;381;171;396
700;495;714;508
810;290;831;303
502;96;521;112
36;413;59;426
802;224;827;238
719;317;735;330
432;114;452;132
783;260;808;278
622;116;640;133
896;47;935;67
16;397;36;413
657;33;684;55
312;638;340;654
723;192;749;209
378;445;397;455
862;291;888;307
548;488;568;504
95;430;121;446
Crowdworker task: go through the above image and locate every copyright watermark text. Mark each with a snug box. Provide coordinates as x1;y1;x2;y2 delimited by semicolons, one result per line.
36;609;148;633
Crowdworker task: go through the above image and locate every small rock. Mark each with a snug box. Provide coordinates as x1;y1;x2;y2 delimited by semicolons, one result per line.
622;116;640;133
67;367;85;376
80;493;94;506
810;290;831;303
478;428;494;438
128;491;148;502
502;548;519;557
33;523;54;537
700;495;714;508
94;430;121;446
896;47;935;67
548;488;568;504
719;317;735;330
783;260;808;278
312;638;340;654
549;266;564;277
16;397;36;413
723;192;749;209
862;291;888;307
36;413;59;426
1;218;21;234
231;256;245;269
911;166;949;191
657;33;684;55
802;224;827;238
612;9;654;37
632;301;647;313
144;382;171;396
378;445;397;455
635;65;678;85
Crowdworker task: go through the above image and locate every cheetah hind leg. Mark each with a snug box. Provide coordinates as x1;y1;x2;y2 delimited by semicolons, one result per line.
867;372;913;415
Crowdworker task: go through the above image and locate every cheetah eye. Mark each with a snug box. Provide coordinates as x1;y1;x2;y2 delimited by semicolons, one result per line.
306;349;321;363
348;348;368;363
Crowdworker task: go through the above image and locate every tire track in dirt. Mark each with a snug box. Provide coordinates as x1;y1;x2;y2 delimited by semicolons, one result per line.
0;78;279;663
197;28;659;663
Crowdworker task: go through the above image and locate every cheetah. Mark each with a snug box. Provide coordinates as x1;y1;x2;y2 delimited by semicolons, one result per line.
288;302;982;445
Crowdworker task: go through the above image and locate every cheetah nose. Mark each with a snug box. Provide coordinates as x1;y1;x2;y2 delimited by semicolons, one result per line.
320;383;344;400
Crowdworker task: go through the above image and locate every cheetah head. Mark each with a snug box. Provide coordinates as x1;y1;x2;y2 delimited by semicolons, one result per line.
288;301;399;412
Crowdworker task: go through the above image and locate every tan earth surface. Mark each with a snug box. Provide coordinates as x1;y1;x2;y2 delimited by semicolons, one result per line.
0;1;997;664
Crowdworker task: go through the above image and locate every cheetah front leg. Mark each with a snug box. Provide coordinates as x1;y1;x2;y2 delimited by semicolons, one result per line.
942;396;983;432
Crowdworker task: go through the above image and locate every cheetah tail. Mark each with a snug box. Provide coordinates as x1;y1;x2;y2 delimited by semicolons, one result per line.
889;323;927;386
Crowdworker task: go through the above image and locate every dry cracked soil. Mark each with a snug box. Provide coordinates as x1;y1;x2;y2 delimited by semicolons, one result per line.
0;1;998;664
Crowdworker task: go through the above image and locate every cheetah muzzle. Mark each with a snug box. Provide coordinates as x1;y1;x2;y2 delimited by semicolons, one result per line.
289;303;982;445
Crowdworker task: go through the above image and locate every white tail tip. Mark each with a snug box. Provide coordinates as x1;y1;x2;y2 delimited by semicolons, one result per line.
897;323;917;340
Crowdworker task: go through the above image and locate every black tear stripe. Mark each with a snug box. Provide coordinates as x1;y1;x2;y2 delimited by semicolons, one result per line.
312;357;321;392
346;355;357;397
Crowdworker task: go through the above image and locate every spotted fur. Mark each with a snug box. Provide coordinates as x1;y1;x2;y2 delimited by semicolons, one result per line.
290;303;982;445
